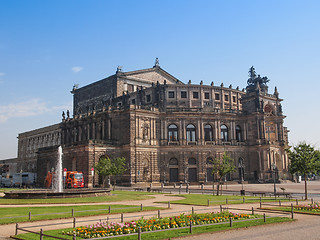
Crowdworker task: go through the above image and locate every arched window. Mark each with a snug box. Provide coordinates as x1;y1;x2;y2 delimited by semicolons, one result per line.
236;125;242;142
188;158;197;165
221;124;229;141
204;124;213;141
169;158;178;165
168;124;178;141
186;124;196;142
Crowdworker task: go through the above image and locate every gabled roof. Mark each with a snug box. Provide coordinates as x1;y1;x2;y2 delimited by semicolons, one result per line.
117;66;184;85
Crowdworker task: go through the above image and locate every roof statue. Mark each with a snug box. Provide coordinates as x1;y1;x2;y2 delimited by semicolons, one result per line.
154;57;160;67
247;66;270;86
116;66;123;73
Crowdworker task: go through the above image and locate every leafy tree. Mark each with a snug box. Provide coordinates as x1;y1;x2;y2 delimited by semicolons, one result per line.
95;157;126;188
211;152;236;196
287;143;320;200
110;157;126;190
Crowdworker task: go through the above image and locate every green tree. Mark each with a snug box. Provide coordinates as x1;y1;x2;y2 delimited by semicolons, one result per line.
287;143;320;200
110;157;126;190
95;157;126;188
211;152;236;196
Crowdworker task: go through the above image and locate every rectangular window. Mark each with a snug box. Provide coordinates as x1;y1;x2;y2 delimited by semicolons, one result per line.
232;96;236;103
168;91;175;98
215;93;220;100
181;91;187;98
224;94;229;101
146;94;151;102
131;99;136;104
204;92;210;99
193;92;199;99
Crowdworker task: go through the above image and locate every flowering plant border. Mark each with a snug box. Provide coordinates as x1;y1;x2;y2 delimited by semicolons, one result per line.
63;211;257;239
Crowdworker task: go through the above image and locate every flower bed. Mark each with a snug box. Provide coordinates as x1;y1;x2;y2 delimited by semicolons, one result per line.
294;203;320;212
63;211;256;239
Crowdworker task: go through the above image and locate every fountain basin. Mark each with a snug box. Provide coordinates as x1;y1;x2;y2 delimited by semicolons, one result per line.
3;188;111;199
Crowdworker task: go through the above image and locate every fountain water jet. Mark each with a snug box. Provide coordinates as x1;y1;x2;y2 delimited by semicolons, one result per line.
52;146;63;192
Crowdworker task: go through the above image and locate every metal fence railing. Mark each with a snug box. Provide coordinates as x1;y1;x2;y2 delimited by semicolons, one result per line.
14;204;293;240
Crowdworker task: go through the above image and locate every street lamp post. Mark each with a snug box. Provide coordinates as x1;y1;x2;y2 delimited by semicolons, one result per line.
238;158;244;191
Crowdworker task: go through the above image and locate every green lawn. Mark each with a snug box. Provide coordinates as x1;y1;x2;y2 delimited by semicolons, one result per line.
0;190;158;204
166;194;290;206
0;204;162;224
264;206;320;215
15;217;293;240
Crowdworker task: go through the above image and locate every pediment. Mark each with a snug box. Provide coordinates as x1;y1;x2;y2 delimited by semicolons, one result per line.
119;67;183;85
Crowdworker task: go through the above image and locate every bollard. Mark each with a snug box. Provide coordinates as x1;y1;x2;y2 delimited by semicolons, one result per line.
138;227;141;240
168;201;171;209
291;203;294;219
192;207;194;215
189;220;192;233
15;223;19;235
141;204;143;211
29;211;31;221
73;217;76;228
230;217;233;227
243;197;245;204
108;205;111;214
40;229;43;240
252;207;254;215
260;197;262;208
263;213;266;222
158;210;161;219
121;213;124;223
207;199;210;207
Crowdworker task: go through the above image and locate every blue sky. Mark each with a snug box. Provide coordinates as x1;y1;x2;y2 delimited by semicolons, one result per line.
0;0;320;159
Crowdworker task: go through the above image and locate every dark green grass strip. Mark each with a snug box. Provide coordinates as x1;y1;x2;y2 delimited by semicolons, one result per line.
0;205;161;225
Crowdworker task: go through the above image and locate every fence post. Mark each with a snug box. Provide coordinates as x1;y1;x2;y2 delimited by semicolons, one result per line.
140;204;143;211
73;232;76;240
296;199;298;206
168;201;171;209
158;210;161;219
72;208;74;217
220;205;222;212
291;203;294;219
108;205;111;214
73;217;76;228
311;198;314;204
263;213;266;222
121;213;124;223
40;228;43;240
192;207;194;215
252;207;254;215
138;227;141;240
189;220;192;233
279;199;281;206
15;223;18;235
29;211;31;221
230;217;233;227
260;197;262;208
243;197;245;204
226;198;228;204
207;199;210;206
